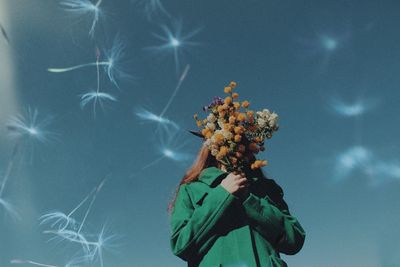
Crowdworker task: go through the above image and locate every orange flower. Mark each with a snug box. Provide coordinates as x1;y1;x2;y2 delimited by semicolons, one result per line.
251;160;267;170
234;134;242;142
254;137;262;143
230;81;237;88
248;142;259;153
219;146;229;156
242;100;250;108
193;113;198;120
217;105;225;112
234;126;244;134
246;110;254;117
237;113;246;122
233;102;240;109
232;92;239;99
196;120;202;127
201;128;209;136
214;133;224;143
229;116;236;124
225;96;232;105
224;86;232;94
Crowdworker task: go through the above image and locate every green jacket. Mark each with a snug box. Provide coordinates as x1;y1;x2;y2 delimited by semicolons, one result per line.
169;166;306;267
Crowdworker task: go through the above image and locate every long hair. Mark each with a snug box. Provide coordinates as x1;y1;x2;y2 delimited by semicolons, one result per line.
167;143;268;215
167;143;218;215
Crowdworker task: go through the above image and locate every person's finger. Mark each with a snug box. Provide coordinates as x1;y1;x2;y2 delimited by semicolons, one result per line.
238;177;248;185
239;184;250;190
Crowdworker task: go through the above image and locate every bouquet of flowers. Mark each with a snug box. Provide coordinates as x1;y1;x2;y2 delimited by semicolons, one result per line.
192;81;279;173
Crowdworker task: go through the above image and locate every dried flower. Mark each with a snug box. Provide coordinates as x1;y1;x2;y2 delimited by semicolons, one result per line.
193;81;279;172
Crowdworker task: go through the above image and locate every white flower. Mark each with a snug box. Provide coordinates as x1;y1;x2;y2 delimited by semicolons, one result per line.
211;149;219;156
206;122;216;131
207;113;217;123
262;109;271;115
268;113;279;128
222;130;233;140
217;119;225;129
204;139;211;147
257;117;266;126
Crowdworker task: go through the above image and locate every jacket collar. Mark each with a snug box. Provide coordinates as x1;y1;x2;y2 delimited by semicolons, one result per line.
198;166;260;186
198;167;227;186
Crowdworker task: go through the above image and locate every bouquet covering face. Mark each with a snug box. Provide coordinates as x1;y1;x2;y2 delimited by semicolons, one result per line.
193;81;279;173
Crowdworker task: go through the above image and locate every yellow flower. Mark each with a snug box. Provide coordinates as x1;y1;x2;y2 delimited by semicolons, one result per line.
201;128;209;136
246;110;254;117
224;86;232;93
237;113;246;122
233;102;240;109
193;113;198;120
242;100;250;108
217;105;225;112
214;133;224;143
196;120;202;127
234;134;242;142
254;137;262;143
230;81;237;88
251;160;267;170
219;146;229;156
229;116;236;124
232;92;239;99
225;96;232;105
205;131;213;138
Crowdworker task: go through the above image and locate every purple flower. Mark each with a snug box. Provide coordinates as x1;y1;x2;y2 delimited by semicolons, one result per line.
203;96;224;112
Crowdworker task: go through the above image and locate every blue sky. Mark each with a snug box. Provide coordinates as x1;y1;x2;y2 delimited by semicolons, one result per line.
0;0;399;266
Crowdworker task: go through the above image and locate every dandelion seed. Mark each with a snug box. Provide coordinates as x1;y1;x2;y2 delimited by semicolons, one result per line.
11;259;59;267
1;108;55;206
145;19;201;75
134;65;190;133
61;0;103;37
48;36;131;89
7;107;54;144
80;91;117;116
141;129;192;170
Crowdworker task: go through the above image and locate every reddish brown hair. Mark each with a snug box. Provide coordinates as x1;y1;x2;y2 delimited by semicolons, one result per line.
167;143;219;215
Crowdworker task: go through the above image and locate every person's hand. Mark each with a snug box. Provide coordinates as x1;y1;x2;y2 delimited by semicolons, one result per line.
220;171;249;199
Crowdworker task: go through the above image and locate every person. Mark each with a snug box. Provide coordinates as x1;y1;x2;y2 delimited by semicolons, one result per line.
167;143;306;267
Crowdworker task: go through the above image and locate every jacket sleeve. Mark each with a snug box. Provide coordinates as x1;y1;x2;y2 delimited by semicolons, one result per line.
241;189;306;255
169;183;237;261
